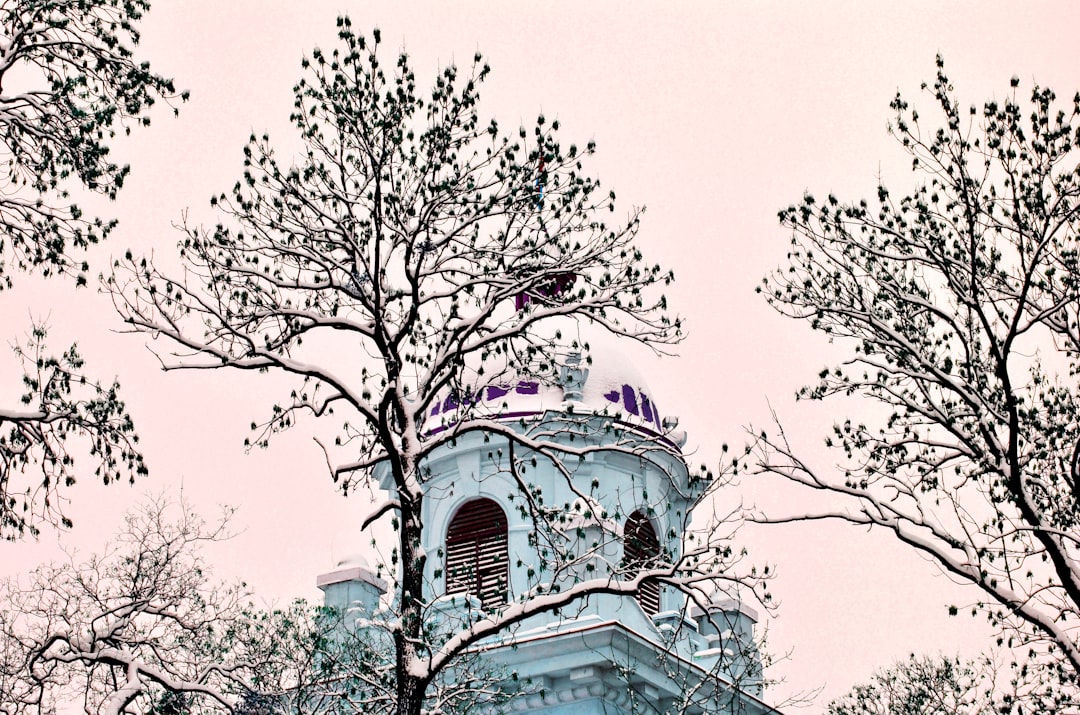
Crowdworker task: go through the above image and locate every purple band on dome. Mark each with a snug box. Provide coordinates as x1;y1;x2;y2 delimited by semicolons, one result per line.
641;393;653;422
429;380;665;429
486;385;510;401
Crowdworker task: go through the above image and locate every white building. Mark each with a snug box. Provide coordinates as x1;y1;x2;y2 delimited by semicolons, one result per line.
318;351;784;714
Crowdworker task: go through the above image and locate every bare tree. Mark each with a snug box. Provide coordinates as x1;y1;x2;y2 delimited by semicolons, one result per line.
828;654;995;715
0;497;248;713
0;0;184;538
109;20;768;715
756;56;1080;701
0;497;551;714
827;652;1068;715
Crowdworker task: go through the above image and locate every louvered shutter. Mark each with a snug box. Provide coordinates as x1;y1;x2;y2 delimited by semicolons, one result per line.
624;511;661;616
445;498;508;609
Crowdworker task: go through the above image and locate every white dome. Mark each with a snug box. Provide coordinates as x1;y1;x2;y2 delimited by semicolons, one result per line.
425;330;667;436
577;342;664;431
336;552;371;569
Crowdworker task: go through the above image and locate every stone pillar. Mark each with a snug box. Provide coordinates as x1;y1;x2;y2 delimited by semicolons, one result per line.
691;597;763;696
316;555;387;629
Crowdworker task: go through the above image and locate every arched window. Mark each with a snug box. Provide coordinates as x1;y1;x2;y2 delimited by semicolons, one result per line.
624;510;661;616
445;498;509;609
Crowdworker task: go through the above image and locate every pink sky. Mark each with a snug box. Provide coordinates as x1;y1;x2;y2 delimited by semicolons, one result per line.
3;2;1079;711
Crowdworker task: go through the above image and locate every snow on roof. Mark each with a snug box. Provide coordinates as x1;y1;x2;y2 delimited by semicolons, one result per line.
425;336;668;437
335;553;371;570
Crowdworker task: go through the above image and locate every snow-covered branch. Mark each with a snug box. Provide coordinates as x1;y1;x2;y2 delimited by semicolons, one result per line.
757;58;1080;693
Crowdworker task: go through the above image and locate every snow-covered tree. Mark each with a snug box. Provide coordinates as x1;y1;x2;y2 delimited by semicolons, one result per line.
109;19;765;715
0;499;554;714
828;652;1067;715
828;655;994;715
0;0;183;538
757;56;1080;700
0;497;249;713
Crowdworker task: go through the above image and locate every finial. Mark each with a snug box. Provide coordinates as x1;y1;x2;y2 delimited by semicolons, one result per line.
560;351;589;401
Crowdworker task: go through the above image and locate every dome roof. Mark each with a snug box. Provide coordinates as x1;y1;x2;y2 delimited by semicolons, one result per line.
577;346;664;431
335;553;371;570
425;336;669;438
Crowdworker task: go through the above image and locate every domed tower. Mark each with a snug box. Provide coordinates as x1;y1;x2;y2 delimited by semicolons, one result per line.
318;349;775;714
416;350;693;625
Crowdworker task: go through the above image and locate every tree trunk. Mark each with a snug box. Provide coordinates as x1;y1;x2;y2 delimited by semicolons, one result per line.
396;486;427;715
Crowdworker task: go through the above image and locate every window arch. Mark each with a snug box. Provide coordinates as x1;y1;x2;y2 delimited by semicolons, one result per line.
445;498;509;609
624;510;661;616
